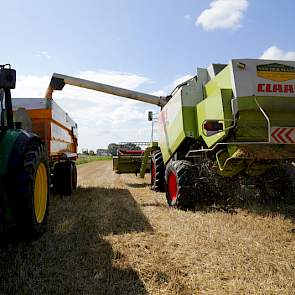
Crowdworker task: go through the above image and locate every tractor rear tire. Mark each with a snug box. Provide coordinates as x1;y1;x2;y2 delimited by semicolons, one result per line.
165;160;195;209
151;150;165;192
54;161;77;196
7;141;49;239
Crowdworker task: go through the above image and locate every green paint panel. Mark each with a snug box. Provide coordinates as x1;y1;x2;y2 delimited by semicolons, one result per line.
221;89;234;129
196;64;234;148
0;129;20;175
205;66;232;97
158;90;186;164
236;96;295;141
183;107;198;138
140;146;158;178
158;89;198;164
196;89;233;147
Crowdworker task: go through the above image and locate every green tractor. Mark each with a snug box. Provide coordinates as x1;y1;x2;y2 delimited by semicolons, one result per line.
45;59;295;208
0;65;49;238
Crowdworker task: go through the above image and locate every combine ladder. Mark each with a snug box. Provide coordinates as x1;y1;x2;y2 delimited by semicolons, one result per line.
139;143;158;178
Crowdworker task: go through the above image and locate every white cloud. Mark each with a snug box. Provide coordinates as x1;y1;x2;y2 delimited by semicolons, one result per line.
196;0;248;31
12;75;50;97
260;46;295;61
35;51;51;60
12;70;158;150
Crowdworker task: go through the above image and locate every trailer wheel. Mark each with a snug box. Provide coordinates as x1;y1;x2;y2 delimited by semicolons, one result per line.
8;142;49;239
54;161;74;196
165;160;195;209
53;162;62;195
71;162;77;191
151;150;165;192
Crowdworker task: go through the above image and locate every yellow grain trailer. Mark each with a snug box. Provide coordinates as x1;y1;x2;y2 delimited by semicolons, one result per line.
12;97;78;196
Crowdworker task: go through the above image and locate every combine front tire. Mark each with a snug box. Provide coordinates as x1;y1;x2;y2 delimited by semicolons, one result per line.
8;142;49;238
151;150;165;192
165;160;195;209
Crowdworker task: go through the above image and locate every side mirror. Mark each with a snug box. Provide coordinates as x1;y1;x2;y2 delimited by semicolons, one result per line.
0;68;16;89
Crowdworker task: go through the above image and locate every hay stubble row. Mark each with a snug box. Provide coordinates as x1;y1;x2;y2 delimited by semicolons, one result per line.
0;160;294;294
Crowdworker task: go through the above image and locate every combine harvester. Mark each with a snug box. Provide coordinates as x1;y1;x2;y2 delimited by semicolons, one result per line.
0;65;77;238
47;59;295;208
112;142;152;174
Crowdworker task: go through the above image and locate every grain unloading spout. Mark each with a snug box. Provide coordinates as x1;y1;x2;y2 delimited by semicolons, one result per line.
45;73;167;107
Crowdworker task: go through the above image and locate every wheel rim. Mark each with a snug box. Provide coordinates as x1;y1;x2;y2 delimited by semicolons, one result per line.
34;162;48;223
168;172;177;202
151;161;156;185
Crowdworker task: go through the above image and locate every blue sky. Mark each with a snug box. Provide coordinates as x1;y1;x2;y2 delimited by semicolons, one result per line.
2;0;295;150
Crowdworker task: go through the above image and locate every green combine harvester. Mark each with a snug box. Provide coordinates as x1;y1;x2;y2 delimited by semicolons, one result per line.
47;59;295;208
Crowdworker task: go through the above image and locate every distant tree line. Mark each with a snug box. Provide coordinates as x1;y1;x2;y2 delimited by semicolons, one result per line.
82;149;95;155
81;143;141;156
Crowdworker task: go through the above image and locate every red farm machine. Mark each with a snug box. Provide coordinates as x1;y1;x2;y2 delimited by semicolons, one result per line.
46;59;295;208
0;65;78;239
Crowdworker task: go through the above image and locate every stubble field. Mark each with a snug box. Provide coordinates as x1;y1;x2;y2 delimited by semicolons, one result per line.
0;160;294;294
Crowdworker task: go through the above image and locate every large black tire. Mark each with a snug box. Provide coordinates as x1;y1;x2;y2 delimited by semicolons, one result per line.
71;162;77;191
165;160;195;209
54;161;76;196
7;141;49;239
151;150;165;192
53;162;63;195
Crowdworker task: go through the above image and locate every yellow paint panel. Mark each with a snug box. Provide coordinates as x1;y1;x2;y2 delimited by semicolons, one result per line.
257;71;295;82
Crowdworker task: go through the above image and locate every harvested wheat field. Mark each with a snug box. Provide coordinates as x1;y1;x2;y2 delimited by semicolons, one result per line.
1;160;295;295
